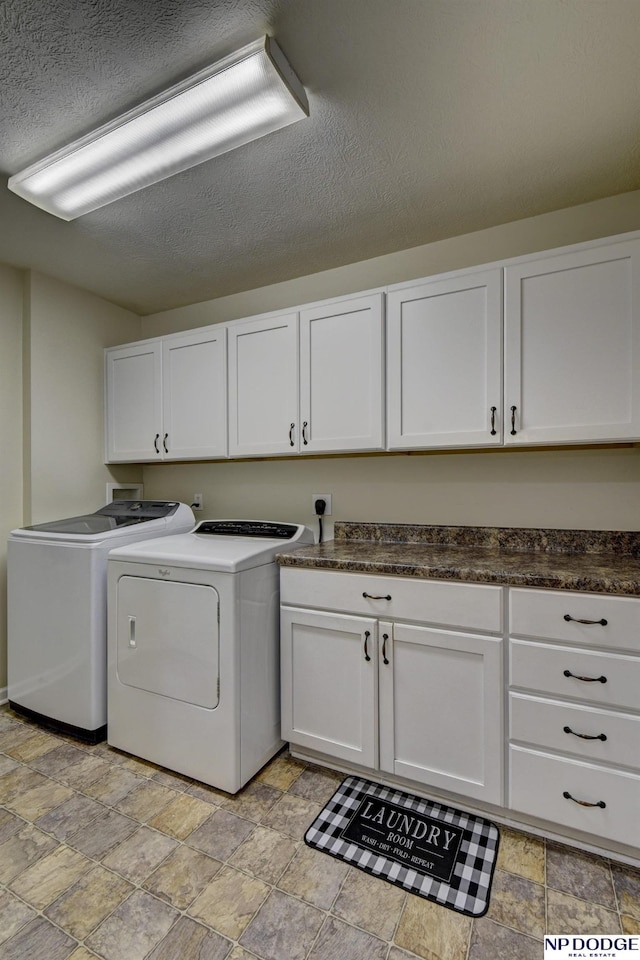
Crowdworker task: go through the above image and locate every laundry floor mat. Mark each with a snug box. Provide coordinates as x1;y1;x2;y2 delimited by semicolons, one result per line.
305;775;500;918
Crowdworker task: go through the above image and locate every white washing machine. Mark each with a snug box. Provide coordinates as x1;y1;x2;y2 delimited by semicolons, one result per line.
8;501;195;741
107;519;314;792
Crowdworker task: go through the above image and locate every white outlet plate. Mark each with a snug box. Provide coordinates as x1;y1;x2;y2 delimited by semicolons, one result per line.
312;493;332;516
192;493;203;511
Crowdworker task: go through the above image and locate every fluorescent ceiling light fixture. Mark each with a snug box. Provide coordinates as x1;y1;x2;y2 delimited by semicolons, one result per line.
8;36;309;221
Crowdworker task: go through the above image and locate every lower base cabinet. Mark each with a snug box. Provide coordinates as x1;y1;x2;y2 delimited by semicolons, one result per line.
281;570;640;864
280;570;504;806
508;587;640;853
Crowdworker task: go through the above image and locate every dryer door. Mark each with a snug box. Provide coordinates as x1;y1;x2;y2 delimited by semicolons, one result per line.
116;576;219;708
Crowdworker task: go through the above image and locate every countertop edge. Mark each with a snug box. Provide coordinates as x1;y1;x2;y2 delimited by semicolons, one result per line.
277;553;640;596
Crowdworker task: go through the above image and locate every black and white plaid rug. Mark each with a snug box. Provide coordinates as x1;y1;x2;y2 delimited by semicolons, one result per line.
305;775;500;917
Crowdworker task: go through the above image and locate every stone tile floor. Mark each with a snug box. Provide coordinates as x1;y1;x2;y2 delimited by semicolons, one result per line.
1;705;639;960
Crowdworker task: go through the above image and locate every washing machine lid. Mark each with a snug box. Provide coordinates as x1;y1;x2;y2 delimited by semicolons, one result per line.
11;501;189;542
108;520;313;572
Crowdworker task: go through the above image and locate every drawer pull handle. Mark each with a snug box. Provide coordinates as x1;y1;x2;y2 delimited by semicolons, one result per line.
363;630;371;662
362;592;392;601
563;669;607;683
490;406;497;436
510;405;517;435
563;790;606;809
302;421;309;445
563;725;607;742
382;632;390;665
153;433;160;454
289;423;295;447
563;614;608;626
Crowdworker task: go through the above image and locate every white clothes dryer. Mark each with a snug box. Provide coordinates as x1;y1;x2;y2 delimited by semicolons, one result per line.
107;520;313;792
8;501;195;741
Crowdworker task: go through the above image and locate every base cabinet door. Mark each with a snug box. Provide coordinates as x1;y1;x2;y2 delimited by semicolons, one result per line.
379;623;504;804
280;607;378;767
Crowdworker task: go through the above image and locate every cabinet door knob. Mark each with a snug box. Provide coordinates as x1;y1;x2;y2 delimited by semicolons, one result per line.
490;406;497;436
563;725;607;742
289;423;295;447
510;405;517;435
563;669;607;684
163;433;169;454
153;433;160;454
362;592;392;601
563;790;606;809
563;614;607;626
363;630;371;662
382;632;390;665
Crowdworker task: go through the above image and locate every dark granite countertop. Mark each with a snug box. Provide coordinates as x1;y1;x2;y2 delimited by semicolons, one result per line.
278;523;640;596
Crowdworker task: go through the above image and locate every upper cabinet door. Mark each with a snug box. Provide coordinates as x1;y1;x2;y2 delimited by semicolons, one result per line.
162;328;228;460
227;312;299;457
504;239;640;444
299;294;384;453
105;341;162;462
387;269;503;449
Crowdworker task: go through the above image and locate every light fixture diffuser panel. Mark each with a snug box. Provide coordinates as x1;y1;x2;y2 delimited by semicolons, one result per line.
8;36;309;220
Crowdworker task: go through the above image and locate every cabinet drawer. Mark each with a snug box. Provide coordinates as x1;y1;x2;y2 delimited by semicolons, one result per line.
510;693;640;770
280;567;503;632
510;639;640;711
509;745;640;848
510;588;640;652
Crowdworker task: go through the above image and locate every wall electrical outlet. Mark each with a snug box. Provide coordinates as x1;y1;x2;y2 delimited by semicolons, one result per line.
312;493;332;516
192;493;203;511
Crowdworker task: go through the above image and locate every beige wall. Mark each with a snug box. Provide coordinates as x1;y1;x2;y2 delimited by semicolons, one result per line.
142;190;640;334
141;190;640;535
27;271;143;524
0;265;26;693
141;447;640;541
0;269;143;693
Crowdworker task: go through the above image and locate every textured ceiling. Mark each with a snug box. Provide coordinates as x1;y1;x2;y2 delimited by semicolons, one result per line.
0;0;639;315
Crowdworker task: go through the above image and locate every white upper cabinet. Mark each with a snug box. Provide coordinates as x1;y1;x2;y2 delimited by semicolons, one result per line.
504;238;640;444
105;231;640;462
106;340;162;462
299;293;384;453
105;326;227;463
161;327;227;460
387;269;503;449
228;294;385;457
227;312;299;457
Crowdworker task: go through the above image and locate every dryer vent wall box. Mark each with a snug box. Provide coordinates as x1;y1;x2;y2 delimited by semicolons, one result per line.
107;520;314;793
7;501;195;742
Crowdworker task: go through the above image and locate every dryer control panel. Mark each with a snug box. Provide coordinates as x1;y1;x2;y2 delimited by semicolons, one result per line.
194;520;300;539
